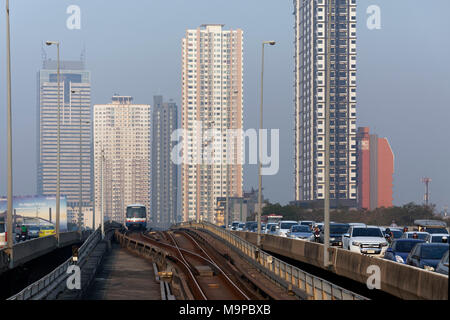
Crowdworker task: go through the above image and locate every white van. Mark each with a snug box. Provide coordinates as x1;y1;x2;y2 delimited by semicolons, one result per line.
276;221;299;237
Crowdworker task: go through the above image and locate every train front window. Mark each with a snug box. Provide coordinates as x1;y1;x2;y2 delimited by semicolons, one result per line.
126;207;146;218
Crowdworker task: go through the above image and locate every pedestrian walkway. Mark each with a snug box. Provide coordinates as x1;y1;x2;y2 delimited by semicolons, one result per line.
84;242;160;300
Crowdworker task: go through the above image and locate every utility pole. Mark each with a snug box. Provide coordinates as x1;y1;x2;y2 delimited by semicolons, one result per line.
101;148;105;238
422;177;432;207
226;164;229;228
5;0;14;257
225;90;239;228
79;89;82;232
257;41;276;248
323;0;332;268
45;40;61;242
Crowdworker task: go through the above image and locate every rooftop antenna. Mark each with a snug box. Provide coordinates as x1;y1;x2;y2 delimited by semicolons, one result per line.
422;177;432;207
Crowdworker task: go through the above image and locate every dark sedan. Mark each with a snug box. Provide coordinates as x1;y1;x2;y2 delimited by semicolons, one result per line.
384;239;425;264
406;243;449;271
319;223;350;246
244;221;257;232
244;221;265;232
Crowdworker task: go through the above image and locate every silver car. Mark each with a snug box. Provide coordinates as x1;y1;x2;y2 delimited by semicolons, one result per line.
27;224;41;239
435;251;449;275
425;233;449;243
265;223;278;234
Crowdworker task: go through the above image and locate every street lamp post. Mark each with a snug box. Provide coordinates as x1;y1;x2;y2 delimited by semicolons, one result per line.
46;40;61;242
78;90;82;233
101;148;105;238
257;41;276;248
225;90;239;229
5;0;14;255
324;0;332;268
72;89;84;233
199;120;214;224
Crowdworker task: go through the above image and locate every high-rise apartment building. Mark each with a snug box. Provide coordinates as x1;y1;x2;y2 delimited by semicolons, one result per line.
37;59;92;227
181;24;244;223
151;95;178;227
93;96;151;225
357;127;394;210
294;0;357;205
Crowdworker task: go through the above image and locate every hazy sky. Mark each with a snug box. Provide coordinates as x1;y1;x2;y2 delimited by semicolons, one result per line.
0;0;449;212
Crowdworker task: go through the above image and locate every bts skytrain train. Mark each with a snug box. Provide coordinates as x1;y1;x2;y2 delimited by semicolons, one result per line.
125;204;147;231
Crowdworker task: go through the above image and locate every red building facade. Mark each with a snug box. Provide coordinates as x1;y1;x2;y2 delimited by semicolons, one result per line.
357;127;394;210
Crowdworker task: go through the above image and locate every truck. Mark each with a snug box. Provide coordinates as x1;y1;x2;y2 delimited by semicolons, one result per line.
414;219;448;234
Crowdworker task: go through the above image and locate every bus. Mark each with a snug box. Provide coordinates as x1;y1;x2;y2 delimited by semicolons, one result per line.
125;204;147;231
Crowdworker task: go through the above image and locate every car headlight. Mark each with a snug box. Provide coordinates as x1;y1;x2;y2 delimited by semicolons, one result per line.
423;265;435;271
352;241;361;246
330;237;336;241
380;242;388;247
395;255;404;263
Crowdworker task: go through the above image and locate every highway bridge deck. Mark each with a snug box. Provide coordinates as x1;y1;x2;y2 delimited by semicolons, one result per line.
84;242;160;300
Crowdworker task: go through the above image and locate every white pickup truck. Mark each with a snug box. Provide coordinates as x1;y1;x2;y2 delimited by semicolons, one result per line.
342;226;389;256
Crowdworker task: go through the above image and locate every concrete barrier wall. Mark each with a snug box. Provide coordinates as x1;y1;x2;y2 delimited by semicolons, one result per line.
233;231;448;300
13;236;57;267
1;232;88;271
0;249;9;272
333;248;449;300
59;231;81;247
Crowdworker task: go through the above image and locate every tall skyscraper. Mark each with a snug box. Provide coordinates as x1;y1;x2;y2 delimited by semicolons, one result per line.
151;95;178;227
294;0;357;205
181;24;244;223
357;127;394;210
37;59;92;227
93;96;151;225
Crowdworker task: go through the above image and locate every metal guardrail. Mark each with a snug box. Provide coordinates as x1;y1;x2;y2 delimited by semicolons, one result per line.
7;229;101;300
176;221;368;300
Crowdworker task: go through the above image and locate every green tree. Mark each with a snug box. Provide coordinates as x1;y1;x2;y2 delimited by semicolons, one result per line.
260;202;442;226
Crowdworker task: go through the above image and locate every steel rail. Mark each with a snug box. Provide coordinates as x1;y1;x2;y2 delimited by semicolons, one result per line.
141;233;221;266
119;232;207;300
163;232;207;300
175;230;251;300
176;221;369;300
